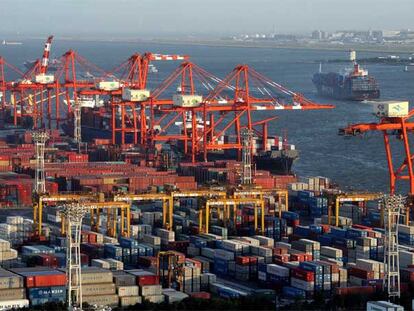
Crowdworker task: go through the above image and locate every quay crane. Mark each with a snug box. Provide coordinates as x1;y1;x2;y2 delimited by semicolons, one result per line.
339;100;414;223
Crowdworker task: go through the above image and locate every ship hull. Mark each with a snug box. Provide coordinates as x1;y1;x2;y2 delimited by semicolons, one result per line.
312;73;380;101
68;123;298;175
254;150;298;175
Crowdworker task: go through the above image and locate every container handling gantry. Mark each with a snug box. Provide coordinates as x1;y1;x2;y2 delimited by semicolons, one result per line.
31;186;289;240
339;100;414;222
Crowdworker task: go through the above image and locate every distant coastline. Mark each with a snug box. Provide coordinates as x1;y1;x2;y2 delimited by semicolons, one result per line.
67;37;414;54
5;35;414;54
131;38;414;54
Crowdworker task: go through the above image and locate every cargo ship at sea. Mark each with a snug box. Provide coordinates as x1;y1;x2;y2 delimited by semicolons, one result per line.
1;40;23;46
312;50;380;101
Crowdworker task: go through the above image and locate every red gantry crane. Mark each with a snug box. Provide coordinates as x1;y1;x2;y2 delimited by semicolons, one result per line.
196;64;334;162
339;100;413;221
146;61;223;160
8;36;58;129
108;52;190;145
140;63;334;163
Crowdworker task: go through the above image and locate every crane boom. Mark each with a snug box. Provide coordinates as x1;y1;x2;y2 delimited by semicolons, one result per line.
40;35;54;74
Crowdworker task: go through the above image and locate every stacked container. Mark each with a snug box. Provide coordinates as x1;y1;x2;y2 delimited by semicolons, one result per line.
81;267;118;307
0;268;27;308
11;268;66;306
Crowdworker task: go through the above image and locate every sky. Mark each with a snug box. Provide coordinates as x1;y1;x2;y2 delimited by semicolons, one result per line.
0;0;413;37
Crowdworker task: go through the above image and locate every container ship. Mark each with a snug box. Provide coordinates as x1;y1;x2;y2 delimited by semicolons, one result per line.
61;100;298;175
254;145;299;175
312;50;380;101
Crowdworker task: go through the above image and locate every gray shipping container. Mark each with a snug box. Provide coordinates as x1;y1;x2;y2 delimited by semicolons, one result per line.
0;269;24;290
83;294;119;307
81;267;113;284
82;283;116;296
140;284;162;297
0;288;25;300
113;272;136;287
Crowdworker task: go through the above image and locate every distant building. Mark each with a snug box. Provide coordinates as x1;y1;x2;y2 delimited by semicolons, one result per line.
311;30;326;40
372;30;383;42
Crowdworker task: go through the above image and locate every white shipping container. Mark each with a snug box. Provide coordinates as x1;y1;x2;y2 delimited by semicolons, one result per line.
119;296;142;307
91;259;110;269
117;285;139;297
6;217;23;225
366;301;404;311
97;81;121;91
106;258;124;270
0;299;29;311
35;74;54;84
321;246;343;259
155;228;175;241
122;88;150;102
145;294;164;303
173;94;203;107
290;277;314;291
372;101;409;118
253;235;274;247
238;237;260;246
140;284;162;297
142;234;161;246
220;240;244;252
356;259;384;273
267;264;289;277
331;273;339;283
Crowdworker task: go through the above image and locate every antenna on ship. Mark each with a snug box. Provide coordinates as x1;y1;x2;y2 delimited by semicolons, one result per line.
349;50;357;65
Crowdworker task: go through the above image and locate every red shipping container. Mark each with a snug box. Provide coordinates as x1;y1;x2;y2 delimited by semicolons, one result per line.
190;292;211;300
349;267;375;280
273;254;290;263
136;274;160;286
290;253;305;262
321;224;331;233
236;256;257;265
291;267;314;282
24;272;67;288
304;254;313;261
186;258;202;270
88;232;97;244
273;247;288;255
334;286;375;296
352;224;372;231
